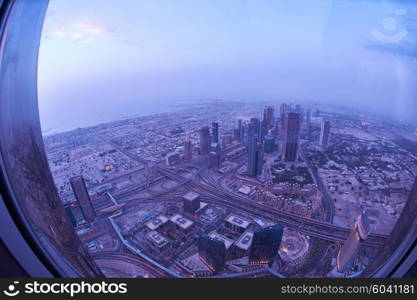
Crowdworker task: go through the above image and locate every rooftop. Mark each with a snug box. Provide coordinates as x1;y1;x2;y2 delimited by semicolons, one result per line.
238;185;251;195
145;215;169;231
208;231;235;250
170;214;194;230
145;231;169;247
234;230;254;250
183;191;200;202
225;214;251;229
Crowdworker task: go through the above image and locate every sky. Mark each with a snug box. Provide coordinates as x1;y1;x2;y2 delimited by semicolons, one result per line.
38;0;417;133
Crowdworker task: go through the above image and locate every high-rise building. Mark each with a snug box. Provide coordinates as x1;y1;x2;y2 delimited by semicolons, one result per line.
256;143;264;175
263;135;276;153
247;134;264;177
64;204;77;227
263;106;275;129
280;103;289;130
259;119;268;143
237;119;243;142
209;142;221;169
249;224;284;266
320;120;331;148
250;118;260;139
70;176;96;223
282;112;301;162
247;135;258;177
337;213;370;273
184;138;192;160
199;126;211;155
212;122;219;144
198;234;226;273
182;191;201;215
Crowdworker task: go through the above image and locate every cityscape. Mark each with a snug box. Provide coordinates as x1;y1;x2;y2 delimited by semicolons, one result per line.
42;100;417;278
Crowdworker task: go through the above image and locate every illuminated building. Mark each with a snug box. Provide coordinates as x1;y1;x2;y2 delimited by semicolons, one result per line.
337;213;370;273
282;112;300;162
198;235;226;273
249;224;284;266
70;176;96;223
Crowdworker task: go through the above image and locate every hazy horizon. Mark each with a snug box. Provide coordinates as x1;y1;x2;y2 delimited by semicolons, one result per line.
38;0;417;133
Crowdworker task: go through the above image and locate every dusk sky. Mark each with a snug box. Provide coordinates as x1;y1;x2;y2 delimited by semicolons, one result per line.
38;0;417;133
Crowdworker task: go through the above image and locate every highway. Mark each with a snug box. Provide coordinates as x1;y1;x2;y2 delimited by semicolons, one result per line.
157;167;387;247
108;142;387;247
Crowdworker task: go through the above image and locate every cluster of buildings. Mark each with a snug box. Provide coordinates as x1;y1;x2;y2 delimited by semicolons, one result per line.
197;214;284;274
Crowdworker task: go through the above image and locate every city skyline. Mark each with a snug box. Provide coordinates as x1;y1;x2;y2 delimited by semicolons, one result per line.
45;99;417;278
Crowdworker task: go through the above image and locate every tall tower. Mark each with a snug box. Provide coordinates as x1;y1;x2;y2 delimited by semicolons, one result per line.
282;112;301;162
184;138;192;160
247;135;258;177
237;119;242;142
280;103;289;130
70;176;96;223
249;224;284;266
250;118;260;139
198;235;226;274
247;135;264;177
209;142;221;170
212;122;219;144
263;106;275;129
337;213;370;273
320;120;331;148
199;126;211;155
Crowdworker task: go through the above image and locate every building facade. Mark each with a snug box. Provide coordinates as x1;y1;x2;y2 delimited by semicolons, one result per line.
70;176;96;223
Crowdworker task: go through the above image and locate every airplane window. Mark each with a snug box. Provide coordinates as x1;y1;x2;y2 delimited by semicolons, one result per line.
1;0;416;279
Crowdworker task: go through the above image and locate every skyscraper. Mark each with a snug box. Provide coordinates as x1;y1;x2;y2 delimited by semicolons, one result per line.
70;176;96;223
212;122;219;144
209;142;221;169
184;138;192;160
247;135;258;177
199;126;211;155
259;119;268;143
237;119;243;142
249;224;284;266
320;120;331;148
280;103;289;130
337;213;370;273
250;117;260;139
256;143;264;175
263;135;276;154
64;204;77;227
282;112;301;162
198;235;226;273
263;106;275;129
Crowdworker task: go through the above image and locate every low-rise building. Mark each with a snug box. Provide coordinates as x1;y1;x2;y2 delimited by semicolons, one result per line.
224;214;251;234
